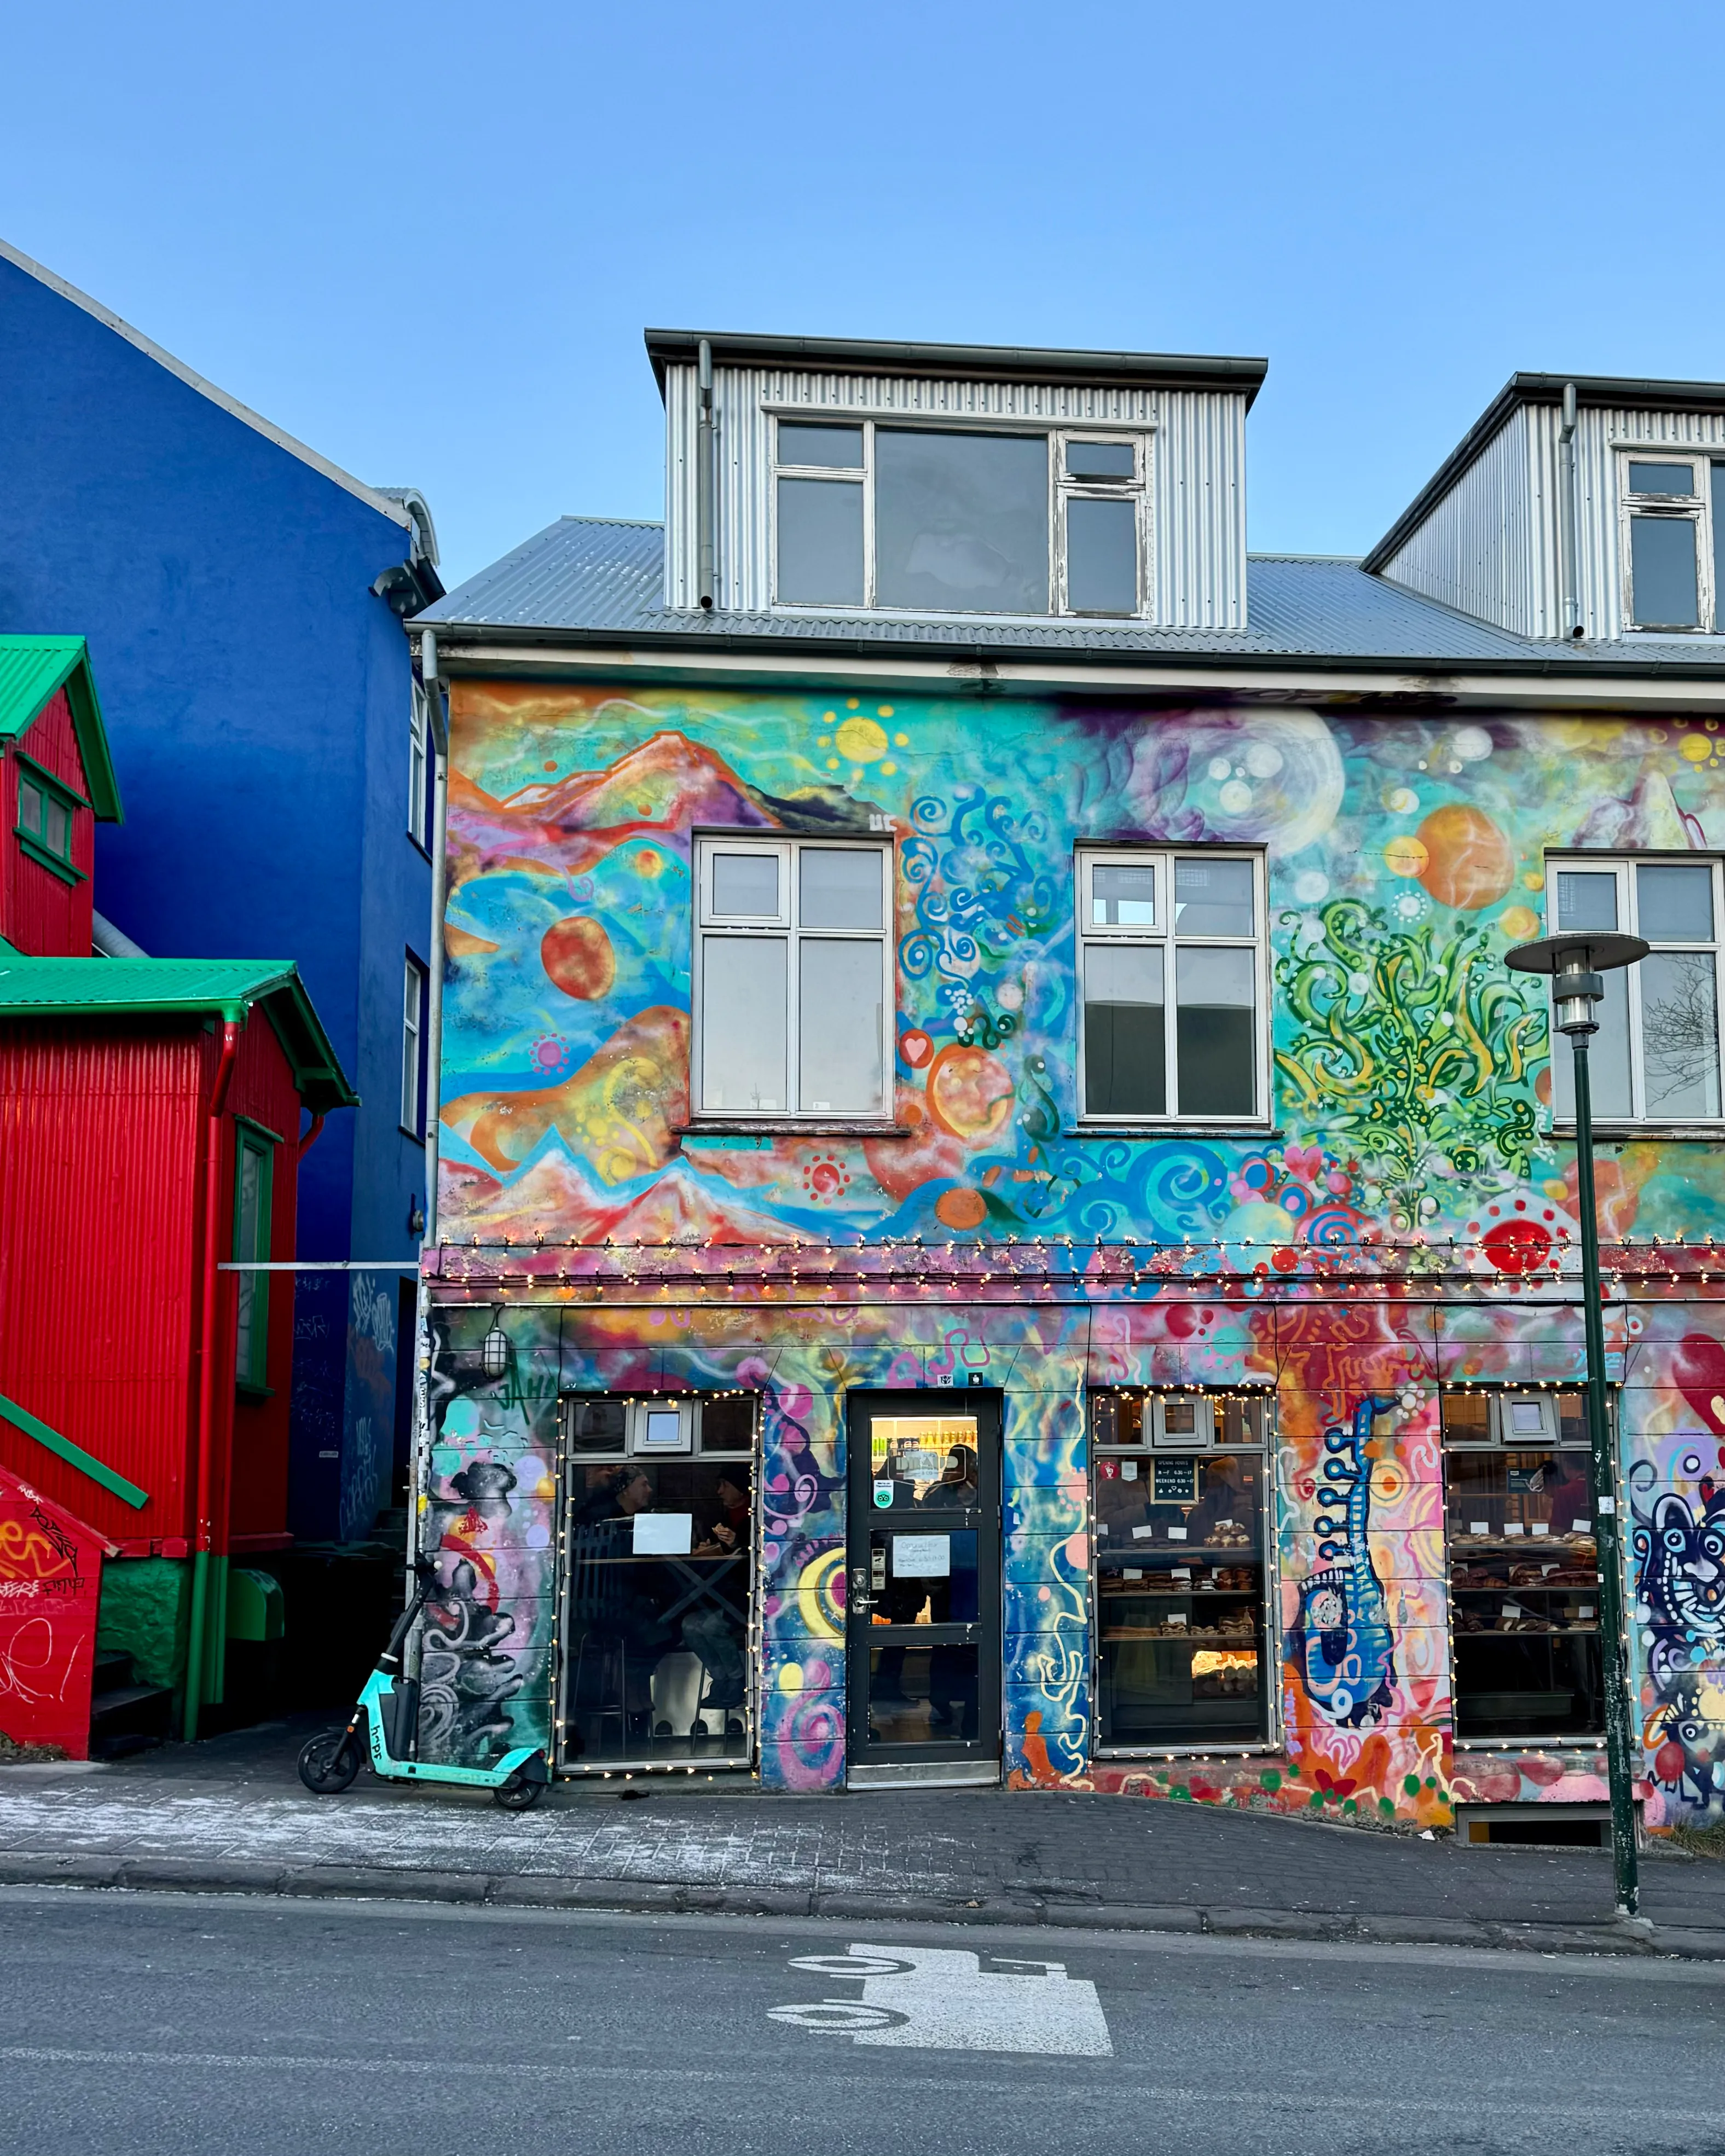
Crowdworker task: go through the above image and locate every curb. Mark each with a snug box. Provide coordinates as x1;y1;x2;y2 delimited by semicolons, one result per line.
4;1853;1723;1959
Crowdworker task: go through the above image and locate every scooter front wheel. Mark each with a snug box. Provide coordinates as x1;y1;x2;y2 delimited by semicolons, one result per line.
297;1728;362;1794
494;1766;543;1812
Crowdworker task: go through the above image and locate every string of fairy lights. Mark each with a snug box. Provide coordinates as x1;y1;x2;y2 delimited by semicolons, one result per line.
426;1227;1725;1298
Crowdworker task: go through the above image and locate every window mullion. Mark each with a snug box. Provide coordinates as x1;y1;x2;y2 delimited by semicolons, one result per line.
1163;852;1178;1116
862;421;876;609
788;843;802;1115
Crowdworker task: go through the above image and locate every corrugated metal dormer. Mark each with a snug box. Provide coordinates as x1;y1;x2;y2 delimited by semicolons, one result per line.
1365;373;1725;643
646;331;1266;633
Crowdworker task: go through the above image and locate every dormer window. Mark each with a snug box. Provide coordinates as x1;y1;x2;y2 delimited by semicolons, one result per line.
772;417;1150;619
1620;453;1725;631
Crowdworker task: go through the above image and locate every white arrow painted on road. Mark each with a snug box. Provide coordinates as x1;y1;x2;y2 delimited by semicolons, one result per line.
769;1943;1112;2056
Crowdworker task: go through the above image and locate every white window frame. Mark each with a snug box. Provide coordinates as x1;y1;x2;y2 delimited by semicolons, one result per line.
1616;448;1720;633
401;952;426;1137
768;412;1154;621
408;680;430;848
692;834;894;1123
1545;853;1725;1127
1076;847;1268;1126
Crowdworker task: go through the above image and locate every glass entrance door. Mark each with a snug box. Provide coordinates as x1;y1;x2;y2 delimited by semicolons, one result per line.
846;1392;1002;1770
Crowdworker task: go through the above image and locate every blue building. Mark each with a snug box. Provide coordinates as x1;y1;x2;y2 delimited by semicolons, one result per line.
0;236;439;1558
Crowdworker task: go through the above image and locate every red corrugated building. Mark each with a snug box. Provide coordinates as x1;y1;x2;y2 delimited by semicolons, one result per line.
0;636;123;959
0;637;356;1751
0;960;356;1746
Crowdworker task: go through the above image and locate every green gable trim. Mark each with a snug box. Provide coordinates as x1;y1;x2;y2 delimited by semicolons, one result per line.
0;957;359;1113
0;1389;149;1509
0;635;124;823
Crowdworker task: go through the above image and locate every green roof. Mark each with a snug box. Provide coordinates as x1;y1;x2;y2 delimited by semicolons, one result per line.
0;957;357;1112
0;636;123;821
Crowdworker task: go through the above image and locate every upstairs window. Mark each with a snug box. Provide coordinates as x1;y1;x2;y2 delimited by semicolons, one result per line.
1548;856;1724;1123
408;680;430;849
773;419;1150;619
1077;850;1264;1122
402;953;428;1138
693;837;891;1121
1620;454;1723;631
14;756;78;875
233;1123;276;1393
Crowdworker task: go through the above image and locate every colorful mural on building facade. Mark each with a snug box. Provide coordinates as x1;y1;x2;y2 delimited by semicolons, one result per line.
421;681;1725;1828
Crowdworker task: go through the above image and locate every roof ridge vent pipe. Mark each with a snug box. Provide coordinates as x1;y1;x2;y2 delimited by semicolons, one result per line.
1559;381;1583;640
696;338;715;610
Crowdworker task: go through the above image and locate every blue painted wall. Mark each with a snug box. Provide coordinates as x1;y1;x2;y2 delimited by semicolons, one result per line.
0;251;429;1540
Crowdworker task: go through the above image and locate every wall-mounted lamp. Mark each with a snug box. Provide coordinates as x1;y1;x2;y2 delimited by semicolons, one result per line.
480;1306;512;1382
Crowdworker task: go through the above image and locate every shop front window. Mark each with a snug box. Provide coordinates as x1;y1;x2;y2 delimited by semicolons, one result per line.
559;1393;756;1769
1091;1389;1273;1749
1443;1390;1603;1741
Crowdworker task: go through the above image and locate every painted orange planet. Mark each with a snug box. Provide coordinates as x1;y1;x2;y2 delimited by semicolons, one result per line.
925;1043;1016;1144
934;1186;989;1231
541;915;616;1000
1414;804;1514;911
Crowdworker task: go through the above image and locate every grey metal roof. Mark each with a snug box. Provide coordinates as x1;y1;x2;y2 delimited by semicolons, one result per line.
1364;370;1725;573
644;328;1267;403
420;515;1725;674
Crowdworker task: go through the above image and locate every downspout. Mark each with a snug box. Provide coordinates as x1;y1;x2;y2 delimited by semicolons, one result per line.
1558;381;1582;639
184;1015;241;1742
696;338;715;610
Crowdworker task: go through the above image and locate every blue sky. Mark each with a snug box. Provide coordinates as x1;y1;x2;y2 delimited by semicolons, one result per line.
4;2;1718;588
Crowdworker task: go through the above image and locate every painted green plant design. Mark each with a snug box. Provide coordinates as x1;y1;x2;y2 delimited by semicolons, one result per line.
1275;900;1545;1226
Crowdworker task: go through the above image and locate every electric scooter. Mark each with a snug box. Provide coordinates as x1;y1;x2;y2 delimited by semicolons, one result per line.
297;1556;549;1810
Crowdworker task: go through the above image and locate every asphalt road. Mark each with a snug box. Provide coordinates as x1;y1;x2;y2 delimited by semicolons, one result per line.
5;1888;1722;2156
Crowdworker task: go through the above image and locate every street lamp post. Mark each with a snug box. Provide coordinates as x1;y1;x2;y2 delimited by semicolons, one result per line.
1507;931;1647;1920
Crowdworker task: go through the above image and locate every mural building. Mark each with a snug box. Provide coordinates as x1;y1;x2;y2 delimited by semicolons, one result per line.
409;337;1725;1835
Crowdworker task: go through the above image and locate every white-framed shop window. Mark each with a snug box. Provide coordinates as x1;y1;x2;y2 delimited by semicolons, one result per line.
1076;849;1266;1122
1547;855;1725;1123
771;414;1153;621
1617;451;1725;632
693;836;892;1120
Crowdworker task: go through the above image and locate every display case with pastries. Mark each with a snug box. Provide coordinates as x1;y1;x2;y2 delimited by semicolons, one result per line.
1091;1387;1273;1749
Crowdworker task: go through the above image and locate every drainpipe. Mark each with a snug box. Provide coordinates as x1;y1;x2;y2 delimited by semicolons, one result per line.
183;1015;241;1742
696;338;715;610
408;629;450;1628
1559;381;1582;639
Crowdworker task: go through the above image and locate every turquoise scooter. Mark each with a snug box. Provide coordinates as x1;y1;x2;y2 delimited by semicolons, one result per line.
297;1556;548;1810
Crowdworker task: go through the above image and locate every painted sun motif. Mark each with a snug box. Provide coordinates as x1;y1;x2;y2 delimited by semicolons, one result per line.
802;1153;853;1204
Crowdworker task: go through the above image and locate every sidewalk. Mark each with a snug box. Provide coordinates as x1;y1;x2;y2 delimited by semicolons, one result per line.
5;1720;1724;1960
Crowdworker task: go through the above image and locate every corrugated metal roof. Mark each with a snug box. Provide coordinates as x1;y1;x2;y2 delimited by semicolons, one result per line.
0;958;357;1111
419;517;1725;671
644;328;1268;403
0;636;124;820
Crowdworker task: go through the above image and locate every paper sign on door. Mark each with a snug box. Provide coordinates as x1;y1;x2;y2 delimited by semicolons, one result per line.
893;1534;951;1578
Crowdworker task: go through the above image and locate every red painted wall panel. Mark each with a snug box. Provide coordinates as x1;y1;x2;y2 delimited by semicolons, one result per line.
0;1008;309;1556
0;1467;111;1757
222;1008;304;1549
1;689;95;957
0;1019;202;1546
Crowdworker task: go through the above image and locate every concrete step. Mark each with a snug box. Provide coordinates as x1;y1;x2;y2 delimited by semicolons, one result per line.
90;1680;175;1759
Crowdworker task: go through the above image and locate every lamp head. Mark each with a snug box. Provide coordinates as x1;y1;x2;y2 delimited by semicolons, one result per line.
1506;932;1648;1037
